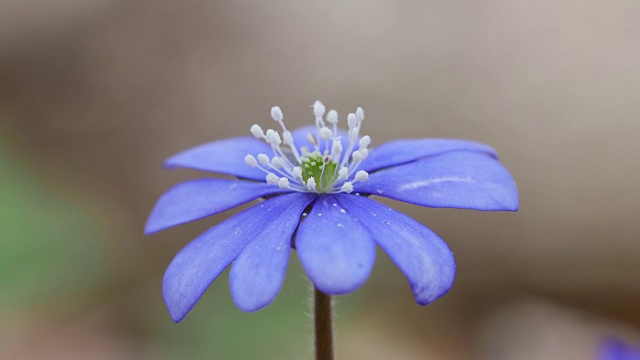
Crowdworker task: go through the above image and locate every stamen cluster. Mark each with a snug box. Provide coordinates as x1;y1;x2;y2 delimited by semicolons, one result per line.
244;101;370;193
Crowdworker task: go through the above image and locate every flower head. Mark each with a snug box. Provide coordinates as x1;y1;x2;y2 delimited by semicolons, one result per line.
145;101;519;322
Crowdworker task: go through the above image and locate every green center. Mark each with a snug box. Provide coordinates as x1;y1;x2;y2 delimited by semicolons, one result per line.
301;153;338;192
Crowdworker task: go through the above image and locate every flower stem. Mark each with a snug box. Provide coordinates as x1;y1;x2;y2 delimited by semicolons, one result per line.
314;287;334;360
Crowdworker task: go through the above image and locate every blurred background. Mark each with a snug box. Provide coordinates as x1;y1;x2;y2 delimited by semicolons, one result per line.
1;1;639;359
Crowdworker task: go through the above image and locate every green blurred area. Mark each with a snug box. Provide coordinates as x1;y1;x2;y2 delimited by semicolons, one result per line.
0;127;107;315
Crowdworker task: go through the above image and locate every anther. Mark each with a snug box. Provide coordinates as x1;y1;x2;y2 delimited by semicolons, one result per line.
355;107;364;122
278;177;290;189
313;101;326;119
331;141;343;160
359;135;371;150
347;113;357;129
266;173;279;185
337;167;348;181
258;153;270;166
271;156;285;169
307;177;317;191
352;150;362;163
340;182;354;193
354;170;368;182
244;155;258;167
265;129;282;146
271;106;284;122
348;127;359;143
326;110;338;125
250;124;265;138
319;127;333;140
292;167;302;180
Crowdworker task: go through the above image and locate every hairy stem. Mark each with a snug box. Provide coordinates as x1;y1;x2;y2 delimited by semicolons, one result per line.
314;287;334;360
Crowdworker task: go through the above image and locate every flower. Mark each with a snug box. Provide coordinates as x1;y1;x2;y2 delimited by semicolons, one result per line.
145;101;519;322
599;338;640;360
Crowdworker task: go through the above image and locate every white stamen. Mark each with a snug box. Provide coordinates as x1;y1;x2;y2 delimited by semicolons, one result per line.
271;106;283;122
337;166;349;181
349;128;359;143
250;124;265;138
347;113;357;129
359;135;371;150
331;140;343;160
258;153;270;166
291;166;302;180
326;110;338;125
266;173;279;185
352;150;362;163
355;107;364;123
313;101;326;119
359;148;368;159
340;182;353;193
244;155;258;167
319;127;333;140
278;177;290;189
265;129;281;146
271;156;285;169
354;170;368;182
306;177;317;191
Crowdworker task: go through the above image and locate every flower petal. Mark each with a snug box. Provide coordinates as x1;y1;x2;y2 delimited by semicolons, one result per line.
354;151;519;211
164;137;271;180
296;195;376;295
335;195;455;305
229;193;313;312
359;138;498;173
162;192;314;322
145;179;288;235
598;339;626;360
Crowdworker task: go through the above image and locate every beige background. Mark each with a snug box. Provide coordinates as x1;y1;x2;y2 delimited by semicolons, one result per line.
1;1;639;359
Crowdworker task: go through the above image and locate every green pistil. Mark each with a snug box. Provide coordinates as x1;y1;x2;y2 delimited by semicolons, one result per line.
302;153;337;192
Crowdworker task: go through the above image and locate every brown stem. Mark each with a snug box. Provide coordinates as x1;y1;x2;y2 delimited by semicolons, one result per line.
314;287;334;360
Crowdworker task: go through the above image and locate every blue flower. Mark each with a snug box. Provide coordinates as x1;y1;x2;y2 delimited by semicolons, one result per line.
145;101;518;322
599;338;640;360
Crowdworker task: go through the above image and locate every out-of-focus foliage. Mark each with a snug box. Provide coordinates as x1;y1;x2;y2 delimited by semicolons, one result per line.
0;127;107;315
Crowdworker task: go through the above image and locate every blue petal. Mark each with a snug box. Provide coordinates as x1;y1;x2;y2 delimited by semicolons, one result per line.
598;339;627;360
291;125;352;154
599;339;640;360
145;179;288;235
164;137;271;180
359;138;498;173
229;193;313;312
354;151;519;211
296;195;376;295
162;192;315;322
335;195;455;305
